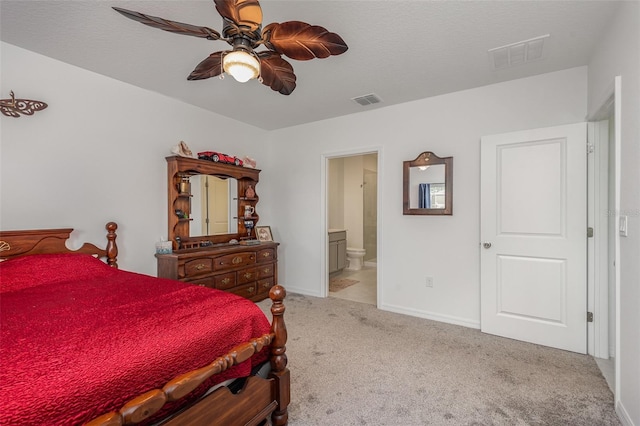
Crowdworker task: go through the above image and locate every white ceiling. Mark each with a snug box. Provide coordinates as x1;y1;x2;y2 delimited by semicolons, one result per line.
1;1;621;130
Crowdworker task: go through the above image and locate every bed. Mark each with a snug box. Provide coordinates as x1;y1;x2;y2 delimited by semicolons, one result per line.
0;222;290;425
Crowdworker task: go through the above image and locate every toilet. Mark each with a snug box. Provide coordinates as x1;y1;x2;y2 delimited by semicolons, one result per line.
346;247;366;271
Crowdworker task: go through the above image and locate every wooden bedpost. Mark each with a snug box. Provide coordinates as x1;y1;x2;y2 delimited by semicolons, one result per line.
105;222;118;268
269;284;290;426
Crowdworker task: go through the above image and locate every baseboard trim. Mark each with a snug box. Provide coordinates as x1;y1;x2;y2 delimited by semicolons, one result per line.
379;303;480;329
616;400;634;426
284;286;322;298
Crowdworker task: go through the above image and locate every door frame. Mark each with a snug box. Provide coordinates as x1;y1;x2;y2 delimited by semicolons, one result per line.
587;75;621;406
320;146;383;305
587;120;610;359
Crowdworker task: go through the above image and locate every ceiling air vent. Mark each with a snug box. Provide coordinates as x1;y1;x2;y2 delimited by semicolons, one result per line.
352;93;382;106
488;34;549;70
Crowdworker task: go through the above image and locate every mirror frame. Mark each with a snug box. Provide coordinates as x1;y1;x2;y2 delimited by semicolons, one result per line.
403;151;453;215
166;156;260;250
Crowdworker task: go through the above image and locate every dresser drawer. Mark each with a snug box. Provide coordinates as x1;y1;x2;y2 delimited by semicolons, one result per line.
257;263;274;279
237;267;259;285
184;258;214;277
256;248;276;263
213;272;236;290
256;277;274;296
157;243;278;302
229;282;259;299
190;276;215;289
214;252;256;271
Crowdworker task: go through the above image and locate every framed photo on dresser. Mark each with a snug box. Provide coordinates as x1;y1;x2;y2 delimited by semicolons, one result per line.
256;226;273;242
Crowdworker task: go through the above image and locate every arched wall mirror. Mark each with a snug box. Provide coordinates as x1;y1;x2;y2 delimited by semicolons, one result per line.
403;151;453;215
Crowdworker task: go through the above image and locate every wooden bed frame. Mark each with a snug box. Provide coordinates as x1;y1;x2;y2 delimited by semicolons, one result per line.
0;222;290;426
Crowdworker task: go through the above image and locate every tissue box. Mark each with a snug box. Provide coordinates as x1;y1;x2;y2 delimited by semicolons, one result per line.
155;241;173;254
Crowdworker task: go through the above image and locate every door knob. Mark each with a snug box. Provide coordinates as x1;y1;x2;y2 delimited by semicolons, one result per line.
483;242;492;249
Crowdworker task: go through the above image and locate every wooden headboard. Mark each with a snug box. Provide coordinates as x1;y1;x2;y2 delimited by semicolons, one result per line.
0;222;118;268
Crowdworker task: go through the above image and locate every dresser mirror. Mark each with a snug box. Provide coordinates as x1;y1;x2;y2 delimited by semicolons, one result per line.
165;156;261;250
189;175;238;236
403;151;453;215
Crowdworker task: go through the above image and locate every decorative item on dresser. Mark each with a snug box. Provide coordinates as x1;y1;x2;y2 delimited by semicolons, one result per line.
161;155;279;301
0;222;290;425
256;226;274;242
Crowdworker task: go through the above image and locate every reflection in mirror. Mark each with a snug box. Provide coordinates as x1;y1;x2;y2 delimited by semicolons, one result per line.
403;151;453;215
189;175;238;236
409;165;446;209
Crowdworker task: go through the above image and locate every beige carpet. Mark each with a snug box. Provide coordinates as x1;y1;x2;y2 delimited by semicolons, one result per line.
258;293;620;426
329;278;359;292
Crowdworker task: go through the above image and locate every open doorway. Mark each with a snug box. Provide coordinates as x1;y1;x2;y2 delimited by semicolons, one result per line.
326;152;378;306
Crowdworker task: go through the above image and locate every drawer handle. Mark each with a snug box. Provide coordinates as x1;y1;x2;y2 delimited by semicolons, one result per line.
244;272;253;279
262;252;271;258
221;278;230;285
194;263;206;270
232;256;243;264
262;282;270;288
263;268;270;274
247;286;255;294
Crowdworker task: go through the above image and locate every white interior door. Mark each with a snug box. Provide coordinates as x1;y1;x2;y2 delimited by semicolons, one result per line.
202;176;229;235
480;123;587;353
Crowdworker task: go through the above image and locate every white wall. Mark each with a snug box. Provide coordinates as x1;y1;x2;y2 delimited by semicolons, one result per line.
587;2;640;424
266;67;588;329
0;42;267;275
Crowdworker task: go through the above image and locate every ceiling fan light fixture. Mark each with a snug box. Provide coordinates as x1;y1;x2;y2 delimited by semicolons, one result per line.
223;50;260;83
113;1;347;94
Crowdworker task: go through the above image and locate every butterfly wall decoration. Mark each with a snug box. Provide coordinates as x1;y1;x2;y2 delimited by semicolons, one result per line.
0;91;48;118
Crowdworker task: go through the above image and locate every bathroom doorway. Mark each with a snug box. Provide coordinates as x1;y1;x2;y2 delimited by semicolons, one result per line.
326;152;378;306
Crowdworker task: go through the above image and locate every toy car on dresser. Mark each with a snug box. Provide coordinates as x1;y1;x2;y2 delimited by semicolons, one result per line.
198;151;244;166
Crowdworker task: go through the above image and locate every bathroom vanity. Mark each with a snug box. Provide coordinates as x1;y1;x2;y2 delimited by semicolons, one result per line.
328;229;347;273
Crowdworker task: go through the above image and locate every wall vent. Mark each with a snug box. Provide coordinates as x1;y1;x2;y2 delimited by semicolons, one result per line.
352;93;382;106
488;34;549;70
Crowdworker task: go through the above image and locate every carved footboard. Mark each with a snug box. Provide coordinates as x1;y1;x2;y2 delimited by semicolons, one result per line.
87;285;290;426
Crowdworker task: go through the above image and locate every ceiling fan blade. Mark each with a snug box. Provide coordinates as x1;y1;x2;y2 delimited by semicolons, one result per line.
258;52;297;95
113;7;222;40
263;21;348;61
187;52;225;80
214;0;262;32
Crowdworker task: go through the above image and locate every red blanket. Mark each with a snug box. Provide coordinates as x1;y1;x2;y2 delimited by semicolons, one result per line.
0;254;270;425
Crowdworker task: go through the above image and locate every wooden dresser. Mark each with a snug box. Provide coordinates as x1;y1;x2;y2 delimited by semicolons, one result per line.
158;156;279;302
157;242;278;302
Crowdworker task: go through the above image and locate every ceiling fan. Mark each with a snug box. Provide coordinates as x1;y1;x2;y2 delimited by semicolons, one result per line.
113;0;348;95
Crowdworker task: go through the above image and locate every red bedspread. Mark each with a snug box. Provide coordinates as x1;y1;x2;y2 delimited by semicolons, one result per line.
0;254;271;425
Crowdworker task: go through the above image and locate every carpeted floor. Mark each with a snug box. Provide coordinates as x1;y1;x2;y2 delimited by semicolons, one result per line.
258;293;620;426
